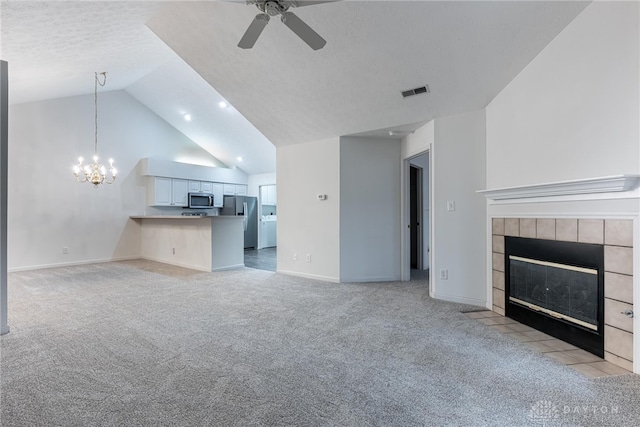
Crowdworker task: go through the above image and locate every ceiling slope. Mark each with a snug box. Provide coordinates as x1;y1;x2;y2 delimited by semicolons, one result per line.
147;1;590;147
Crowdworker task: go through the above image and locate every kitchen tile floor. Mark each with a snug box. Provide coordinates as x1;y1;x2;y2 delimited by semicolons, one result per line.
466;310;633;378
244;247;277;272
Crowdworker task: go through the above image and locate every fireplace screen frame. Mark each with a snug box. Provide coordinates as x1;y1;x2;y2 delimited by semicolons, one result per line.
504;236;604;357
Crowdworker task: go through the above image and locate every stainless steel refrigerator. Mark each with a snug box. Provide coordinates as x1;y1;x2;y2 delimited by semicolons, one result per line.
221;196;258;249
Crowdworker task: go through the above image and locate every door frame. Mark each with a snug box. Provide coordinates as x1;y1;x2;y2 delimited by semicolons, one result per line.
401;149;432;292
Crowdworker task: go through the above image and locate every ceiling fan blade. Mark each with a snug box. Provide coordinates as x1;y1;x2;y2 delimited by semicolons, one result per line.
238;13;270;49
293;0;341;7
280;12;326;50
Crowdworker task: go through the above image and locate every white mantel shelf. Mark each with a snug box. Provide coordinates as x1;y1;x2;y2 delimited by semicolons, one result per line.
478;175;640;201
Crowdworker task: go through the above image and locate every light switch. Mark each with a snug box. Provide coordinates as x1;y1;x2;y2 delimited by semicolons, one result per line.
447;201;455;212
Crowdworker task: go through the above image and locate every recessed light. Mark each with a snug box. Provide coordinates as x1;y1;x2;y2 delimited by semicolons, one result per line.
236;156;243;162
219;101;228;109
184;114;192;121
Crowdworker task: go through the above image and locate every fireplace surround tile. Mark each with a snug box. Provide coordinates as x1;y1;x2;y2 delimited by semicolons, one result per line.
492;235;504;253
504;218;519;236
492;253;504;272
605;299;634;333
605;219;633;247
604;272;633;304
605;351;633;372
556;219;578;242
604;325;633;361
493;288;505;309
492;218;505;236
519;218;536;238
492;270;505;290
491;216;634;371
578;219;604;244
604;245;633;276
536;218;556;240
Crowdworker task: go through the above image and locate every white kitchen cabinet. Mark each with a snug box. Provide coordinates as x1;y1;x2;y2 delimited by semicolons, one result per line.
188;180;201;192
148;177;188;207
212;183;224;208
261;185;277;205
201;181;213;193
171;179;189;207
223;184;248;196
149;177;172;206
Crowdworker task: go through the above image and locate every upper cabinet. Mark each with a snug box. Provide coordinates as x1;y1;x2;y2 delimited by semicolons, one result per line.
261;185;277;205
189;180;213;194
148;177;188;207
223;184;248;196
148;177;244;208
212;183;224;208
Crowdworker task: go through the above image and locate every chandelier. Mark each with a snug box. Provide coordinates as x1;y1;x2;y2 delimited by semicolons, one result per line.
72;72;117;187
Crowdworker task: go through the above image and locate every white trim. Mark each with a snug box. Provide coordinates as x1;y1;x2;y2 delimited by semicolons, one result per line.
486;212;640;220
433;292;485;307
478;175;640;201
7;256;140;273
340;275;402;283
212;264;245;272
277;269;340;283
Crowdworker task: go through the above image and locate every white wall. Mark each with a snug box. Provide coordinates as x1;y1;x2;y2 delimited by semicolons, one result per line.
486;1;640;188
247;172;276;198
8;90;226;271
277;138;340;282
483;1;640;372
339;136;401;282
432;109;487;306
402;121;434;159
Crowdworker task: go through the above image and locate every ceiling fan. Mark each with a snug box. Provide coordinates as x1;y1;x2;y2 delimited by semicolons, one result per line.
237;0;337;50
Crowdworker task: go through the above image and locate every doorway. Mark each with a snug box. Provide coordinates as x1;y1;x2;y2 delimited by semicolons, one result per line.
410;165;422;269
406;152;430;281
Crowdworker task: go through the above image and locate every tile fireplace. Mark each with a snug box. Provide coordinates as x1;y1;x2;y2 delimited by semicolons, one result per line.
491;217;634;371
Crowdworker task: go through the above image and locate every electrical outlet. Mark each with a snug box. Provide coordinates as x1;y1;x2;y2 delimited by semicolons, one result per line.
447;201;455;212
293;253;298;261
440;269;448;280
62;247;69;255
306;254;311;263
172;247;176;255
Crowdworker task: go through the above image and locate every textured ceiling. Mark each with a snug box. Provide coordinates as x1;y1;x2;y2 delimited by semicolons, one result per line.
1;0;590;174
0;0;276;175
148;0;590;147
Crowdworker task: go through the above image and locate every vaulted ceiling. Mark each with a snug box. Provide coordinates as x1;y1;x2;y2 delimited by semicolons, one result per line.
1;1;590;174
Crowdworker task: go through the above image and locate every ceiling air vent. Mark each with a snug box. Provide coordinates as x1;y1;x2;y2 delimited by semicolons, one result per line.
402;85;430;98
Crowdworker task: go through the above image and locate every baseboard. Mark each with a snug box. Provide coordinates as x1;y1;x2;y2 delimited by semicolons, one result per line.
8;256;140;273
277;269;340;283
140;256;210;272
432;292;486;307
211;264;245;272
0;325;9;335
340;275;402;283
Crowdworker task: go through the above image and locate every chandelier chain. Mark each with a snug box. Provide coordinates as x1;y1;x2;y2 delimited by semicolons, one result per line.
94;72;107;155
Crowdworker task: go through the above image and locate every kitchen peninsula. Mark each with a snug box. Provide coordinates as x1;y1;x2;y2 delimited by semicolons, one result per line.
130;215;245;271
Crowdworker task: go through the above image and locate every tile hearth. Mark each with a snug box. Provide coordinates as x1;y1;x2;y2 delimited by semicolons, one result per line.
467;310;632;378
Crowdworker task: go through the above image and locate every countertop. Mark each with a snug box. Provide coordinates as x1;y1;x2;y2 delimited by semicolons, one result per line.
130;215;244;220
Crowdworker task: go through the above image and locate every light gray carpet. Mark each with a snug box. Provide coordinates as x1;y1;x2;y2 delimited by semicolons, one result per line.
1;260;639;426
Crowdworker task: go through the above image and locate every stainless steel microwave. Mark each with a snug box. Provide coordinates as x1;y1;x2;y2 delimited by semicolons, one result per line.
187;192;214;209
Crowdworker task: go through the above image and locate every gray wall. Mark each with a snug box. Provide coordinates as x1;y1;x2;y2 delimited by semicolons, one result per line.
340;136;401;282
